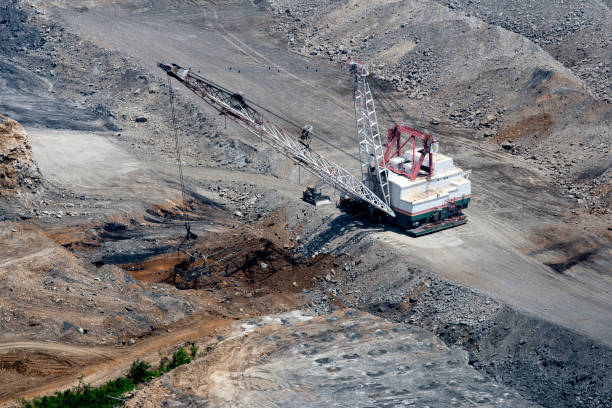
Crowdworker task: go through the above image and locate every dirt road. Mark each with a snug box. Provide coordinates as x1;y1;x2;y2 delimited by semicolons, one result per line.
40;0;612;346
0;312;233;405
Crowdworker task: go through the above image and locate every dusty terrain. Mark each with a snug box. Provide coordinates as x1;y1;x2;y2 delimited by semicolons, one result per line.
126;310;538;407
0;0;610;407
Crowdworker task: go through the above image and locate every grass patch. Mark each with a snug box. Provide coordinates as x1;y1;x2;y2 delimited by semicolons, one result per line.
22;344;201;408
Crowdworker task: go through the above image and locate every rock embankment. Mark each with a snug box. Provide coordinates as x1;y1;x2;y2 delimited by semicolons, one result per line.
0;114;40;198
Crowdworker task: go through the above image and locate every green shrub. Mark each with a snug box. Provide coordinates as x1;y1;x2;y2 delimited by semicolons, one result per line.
23;377;134;408
169;347;190;369
159;356;170;373
23;346;197;408
190;342;198;358
127;360;156;384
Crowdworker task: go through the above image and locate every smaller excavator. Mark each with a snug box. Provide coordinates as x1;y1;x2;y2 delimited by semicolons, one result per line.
302;184;331;207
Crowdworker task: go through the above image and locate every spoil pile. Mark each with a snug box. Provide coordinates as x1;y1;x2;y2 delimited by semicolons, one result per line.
433;0;612;102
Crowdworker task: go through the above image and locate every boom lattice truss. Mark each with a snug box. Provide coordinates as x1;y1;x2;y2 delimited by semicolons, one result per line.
348;60;392;210
158;63;395;217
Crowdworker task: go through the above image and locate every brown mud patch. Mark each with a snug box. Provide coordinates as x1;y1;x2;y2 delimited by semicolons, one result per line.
121;253;191;283
495;112;554;143
122;233;333;295
0;351;78;378
145;197;226;224
0;315;233;405
117;204;332;295
0;349;108;400
0;201;333;404
43;223;101;250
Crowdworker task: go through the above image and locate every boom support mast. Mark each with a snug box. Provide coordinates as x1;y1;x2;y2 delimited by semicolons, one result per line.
159;63;395;217
348;60;392;210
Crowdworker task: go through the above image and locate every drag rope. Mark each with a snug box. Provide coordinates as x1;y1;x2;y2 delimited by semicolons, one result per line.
167;77;188;209
167;77;196;281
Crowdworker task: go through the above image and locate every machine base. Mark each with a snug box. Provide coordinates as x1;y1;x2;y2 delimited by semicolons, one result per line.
338;197;468;237
406;215;467;237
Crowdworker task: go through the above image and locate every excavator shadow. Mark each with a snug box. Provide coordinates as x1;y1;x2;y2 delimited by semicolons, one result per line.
301;213;388;255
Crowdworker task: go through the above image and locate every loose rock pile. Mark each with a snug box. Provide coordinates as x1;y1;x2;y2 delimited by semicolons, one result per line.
0;0;45;56
435;0;612;103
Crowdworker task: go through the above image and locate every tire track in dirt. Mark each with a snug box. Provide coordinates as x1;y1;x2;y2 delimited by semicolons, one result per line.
210;8;354;112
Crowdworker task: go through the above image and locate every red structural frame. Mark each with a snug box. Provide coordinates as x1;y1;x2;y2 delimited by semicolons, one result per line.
383;125;438;181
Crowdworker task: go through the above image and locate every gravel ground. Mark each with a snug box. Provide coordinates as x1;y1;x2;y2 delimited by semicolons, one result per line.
299;232;612;408
0;0;274;174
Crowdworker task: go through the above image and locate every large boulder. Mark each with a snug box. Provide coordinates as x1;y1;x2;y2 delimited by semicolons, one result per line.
0;114;41;198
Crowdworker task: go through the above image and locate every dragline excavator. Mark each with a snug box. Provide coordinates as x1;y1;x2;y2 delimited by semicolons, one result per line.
159;60;471;237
